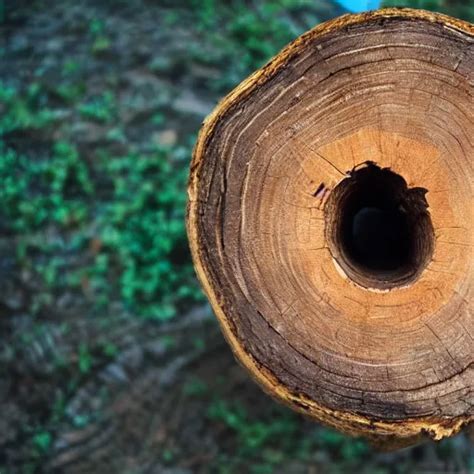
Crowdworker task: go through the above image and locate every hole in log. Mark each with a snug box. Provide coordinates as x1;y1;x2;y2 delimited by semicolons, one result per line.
325;163;435;290
189;10;474;440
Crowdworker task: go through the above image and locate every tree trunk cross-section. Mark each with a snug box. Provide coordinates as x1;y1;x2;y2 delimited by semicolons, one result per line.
187;9;473;445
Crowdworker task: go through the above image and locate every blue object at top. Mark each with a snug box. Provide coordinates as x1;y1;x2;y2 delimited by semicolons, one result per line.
336;0;381;12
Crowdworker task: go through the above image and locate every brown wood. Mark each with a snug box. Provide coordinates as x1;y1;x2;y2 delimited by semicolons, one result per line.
187;8;473;445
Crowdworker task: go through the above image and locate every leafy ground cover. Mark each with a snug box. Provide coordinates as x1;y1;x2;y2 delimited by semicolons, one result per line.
0;0;472;472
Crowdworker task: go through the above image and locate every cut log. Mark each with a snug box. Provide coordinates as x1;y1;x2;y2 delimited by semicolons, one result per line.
187;8;473;446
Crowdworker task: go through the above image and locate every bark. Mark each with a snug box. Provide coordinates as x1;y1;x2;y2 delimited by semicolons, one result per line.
187;8;474;446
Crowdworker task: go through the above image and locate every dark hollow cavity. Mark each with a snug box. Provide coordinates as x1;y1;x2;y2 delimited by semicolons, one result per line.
325;162;434;290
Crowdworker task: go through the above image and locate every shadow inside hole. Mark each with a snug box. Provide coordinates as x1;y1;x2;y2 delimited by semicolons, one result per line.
326;162;434;289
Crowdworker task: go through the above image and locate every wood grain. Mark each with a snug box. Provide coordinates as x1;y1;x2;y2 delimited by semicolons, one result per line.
187;8;473;444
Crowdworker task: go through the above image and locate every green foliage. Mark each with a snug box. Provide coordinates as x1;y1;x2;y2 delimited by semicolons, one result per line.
56;82;86;104
0;141;92;233
0;142;201;318
208;399;299;465
207;399;370;472
183;377;208;396
88;17;111;54
0;82;56;134
162;449;174;462
186;0;314;92
101;341;119;357
62;59;80;76
0;136;201;319
85;146;202;319
161;334;176;349
92;36;111;54
0;65;202;319
318;429;369;461
382;0;474;21
78;343;93;374
78;91;116;123
0;1;332;325
32;431;52;452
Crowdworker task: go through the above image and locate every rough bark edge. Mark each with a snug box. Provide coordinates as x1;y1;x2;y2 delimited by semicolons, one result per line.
186;8;474;442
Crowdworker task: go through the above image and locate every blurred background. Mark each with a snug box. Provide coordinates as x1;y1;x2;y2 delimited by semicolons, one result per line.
1;0;473;473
